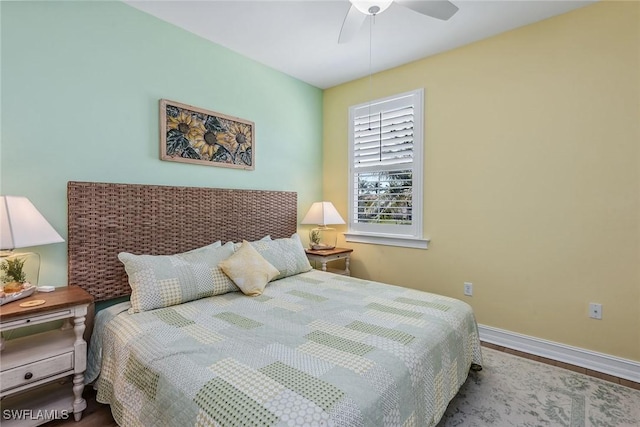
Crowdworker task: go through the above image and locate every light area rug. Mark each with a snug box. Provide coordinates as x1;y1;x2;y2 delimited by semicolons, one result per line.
437;347;640;427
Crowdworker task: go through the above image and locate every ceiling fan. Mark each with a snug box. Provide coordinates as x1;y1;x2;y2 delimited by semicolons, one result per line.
338;0;459;43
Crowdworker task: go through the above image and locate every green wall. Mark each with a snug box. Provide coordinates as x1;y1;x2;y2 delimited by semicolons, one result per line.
0;1;323;286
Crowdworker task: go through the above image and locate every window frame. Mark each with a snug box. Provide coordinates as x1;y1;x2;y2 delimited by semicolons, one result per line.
344;88;429;249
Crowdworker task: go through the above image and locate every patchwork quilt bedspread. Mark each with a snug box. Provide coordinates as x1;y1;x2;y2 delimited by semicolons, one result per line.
87;270;483;427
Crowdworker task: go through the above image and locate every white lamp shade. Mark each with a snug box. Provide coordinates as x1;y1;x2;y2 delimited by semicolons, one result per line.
0;196;65;250
350;0;394;15
301;202;345;226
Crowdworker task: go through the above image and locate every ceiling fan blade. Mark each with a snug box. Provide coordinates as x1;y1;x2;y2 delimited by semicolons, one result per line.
338;4;367;44
395;0;459;20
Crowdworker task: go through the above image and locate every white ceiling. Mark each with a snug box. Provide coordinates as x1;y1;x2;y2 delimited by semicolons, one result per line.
125;0;596;89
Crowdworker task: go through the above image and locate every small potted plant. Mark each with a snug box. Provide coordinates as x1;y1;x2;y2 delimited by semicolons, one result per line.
309;229;321;249
2;258;27;290
0;257;35;304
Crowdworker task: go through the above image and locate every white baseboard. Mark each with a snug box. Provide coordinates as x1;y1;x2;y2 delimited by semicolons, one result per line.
478;324;640;383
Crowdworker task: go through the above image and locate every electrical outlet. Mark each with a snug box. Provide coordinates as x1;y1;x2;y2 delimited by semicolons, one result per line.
589;303;602;320
464;282;473;296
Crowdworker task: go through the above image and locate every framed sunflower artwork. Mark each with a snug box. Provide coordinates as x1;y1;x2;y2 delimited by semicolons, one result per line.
160;99;255;170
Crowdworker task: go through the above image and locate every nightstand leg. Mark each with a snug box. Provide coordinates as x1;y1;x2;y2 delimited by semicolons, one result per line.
73;372;87;420
61;318;72;330
72;315;87;420
321;261;327;272
345;256;351;276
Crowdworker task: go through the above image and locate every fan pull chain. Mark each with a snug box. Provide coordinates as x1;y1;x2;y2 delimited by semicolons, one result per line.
367;14;374;131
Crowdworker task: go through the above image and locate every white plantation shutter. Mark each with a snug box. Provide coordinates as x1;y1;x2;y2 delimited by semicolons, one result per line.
346;89;427;248
353;105;414;167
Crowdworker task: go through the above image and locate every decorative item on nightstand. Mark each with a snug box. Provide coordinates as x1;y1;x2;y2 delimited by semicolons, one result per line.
301;201;345;250
0;196;64;305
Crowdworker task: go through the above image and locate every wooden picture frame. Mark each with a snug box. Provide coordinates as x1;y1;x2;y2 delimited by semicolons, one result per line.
159;99;255;170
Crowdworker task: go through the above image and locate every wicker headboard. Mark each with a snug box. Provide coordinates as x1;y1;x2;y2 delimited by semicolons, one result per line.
67;181;297;302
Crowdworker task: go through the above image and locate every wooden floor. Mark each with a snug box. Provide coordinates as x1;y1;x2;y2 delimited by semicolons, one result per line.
48;387;116;427
50;342;640;427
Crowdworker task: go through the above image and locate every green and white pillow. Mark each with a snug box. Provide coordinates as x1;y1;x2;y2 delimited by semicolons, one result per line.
119;241;237;313
249;233;312;281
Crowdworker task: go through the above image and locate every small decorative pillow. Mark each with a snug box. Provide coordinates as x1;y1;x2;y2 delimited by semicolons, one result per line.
218;240;279;296
119;241;237;313
250;233;312;280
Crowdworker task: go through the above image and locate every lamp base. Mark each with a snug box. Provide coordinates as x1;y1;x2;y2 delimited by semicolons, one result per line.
309;227;337;251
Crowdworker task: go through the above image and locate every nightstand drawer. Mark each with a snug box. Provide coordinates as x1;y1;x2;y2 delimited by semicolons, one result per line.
1;352;73;391
305;247;353;276
1;309;73;331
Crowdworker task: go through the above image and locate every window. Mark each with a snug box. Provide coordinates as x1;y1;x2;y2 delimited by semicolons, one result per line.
345;88;428;249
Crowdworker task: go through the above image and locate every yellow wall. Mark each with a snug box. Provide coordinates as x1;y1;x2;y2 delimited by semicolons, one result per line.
323;1;640;361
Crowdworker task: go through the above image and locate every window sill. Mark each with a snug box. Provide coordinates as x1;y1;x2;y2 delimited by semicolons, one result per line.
344;232;430;249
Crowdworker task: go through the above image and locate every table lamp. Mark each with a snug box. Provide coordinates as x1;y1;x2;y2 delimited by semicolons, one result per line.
301;201;345;250
0;195;65;285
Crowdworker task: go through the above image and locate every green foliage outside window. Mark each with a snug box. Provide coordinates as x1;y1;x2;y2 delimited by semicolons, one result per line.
357;170;412;225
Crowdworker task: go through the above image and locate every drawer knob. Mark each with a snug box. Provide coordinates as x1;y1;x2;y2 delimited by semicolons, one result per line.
24;372;33;380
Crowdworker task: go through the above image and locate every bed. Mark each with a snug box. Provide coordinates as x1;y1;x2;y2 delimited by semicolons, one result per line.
68;181;483;427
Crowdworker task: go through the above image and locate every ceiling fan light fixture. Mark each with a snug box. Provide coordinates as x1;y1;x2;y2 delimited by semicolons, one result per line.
339;0;459;44
350;0;394;16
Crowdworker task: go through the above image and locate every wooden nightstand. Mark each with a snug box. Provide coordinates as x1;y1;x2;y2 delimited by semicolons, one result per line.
305;247;354;276
0;286;93;426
